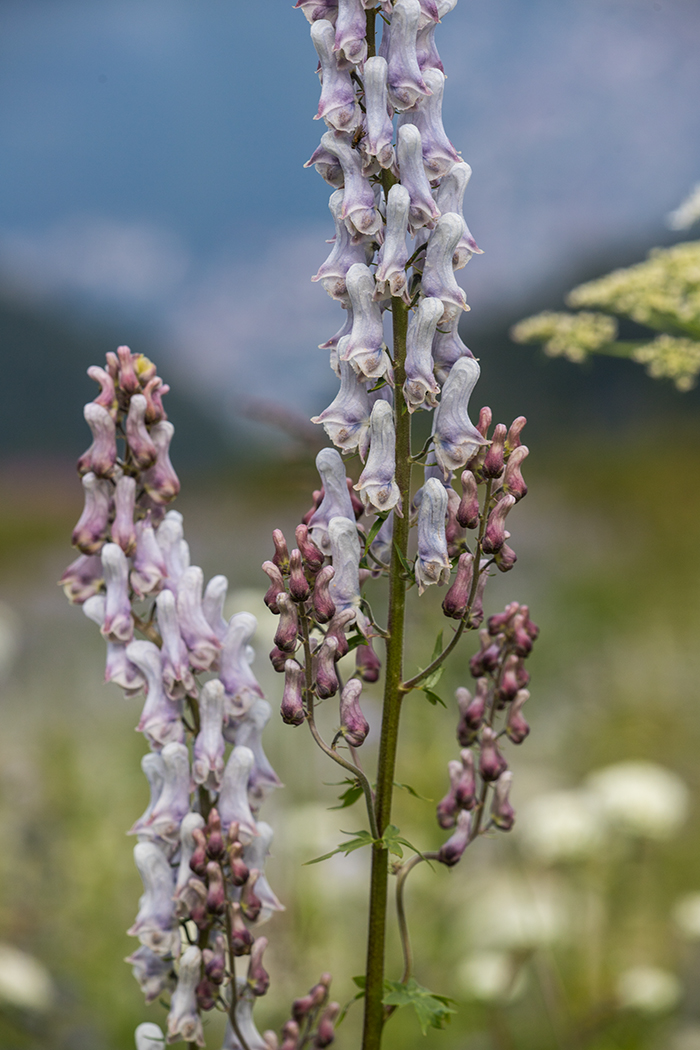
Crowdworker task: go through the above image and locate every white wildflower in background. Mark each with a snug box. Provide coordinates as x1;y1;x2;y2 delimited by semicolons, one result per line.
0;943;55;1012
457;951;527;1003
667;183;700;231
510;311;617;363
616;966;681;1013
672;893;700;939
465;875;569;951
519;789;604;863
585;761;689;840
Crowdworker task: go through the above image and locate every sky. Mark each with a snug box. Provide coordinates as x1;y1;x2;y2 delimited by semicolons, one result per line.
2;0;700;417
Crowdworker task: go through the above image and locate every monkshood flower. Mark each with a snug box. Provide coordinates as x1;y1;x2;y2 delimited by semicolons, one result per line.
437;809;471;866
396;124;440;231
72;472;111;555
312;190;373;302
340;263;392;380
218;745;258;843
145;741;191;849
374;183;411;302
434;161;482;268
432;356;486;477
59;552;103;604
308;447;357;552
382;0;430;111
177;566;221;671
156;511;191;590
244;821;285;920
328;515;368;629
320;131;382;237
127;950;174;1007
415;476;451;593
398;68;460;180
333;0;367;66
83;594;146;695
403;296;443;410
304;141;344;188
142;421;180;505
311;359;372;457
130;752;166;836
233;699;283;798
422;212;469;319
339;677;370;746
101;542;133;644
126;394;158;470
127;640;185;750
130;515;167;597
174;812;205;901
415;0;458;73
112;476;137;555
193;678;226;790
362;56;395;170
202;573;229;640
156;589;196;700
77;402;117;478
167;945;204;1046
223;979;270;1050
354;400;401;512
128;841;180;957
311;20;361;132
490;771;515;830
432;315;473;384
220;612;265;718
294;0;339;25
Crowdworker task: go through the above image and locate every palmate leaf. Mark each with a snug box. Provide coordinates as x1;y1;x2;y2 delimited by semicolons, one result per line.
303;829;374;865
382;977;457;1035
328;778;364;810
380;824;423;859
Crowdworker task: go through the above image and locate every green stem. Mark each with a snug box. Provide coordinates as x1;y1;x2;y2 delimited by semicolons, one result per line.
361;296;411;1050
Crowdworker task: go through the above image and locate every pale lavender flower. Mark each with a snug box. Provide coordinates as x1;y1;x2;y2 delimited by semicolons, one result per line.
311;359;372;457
167;945;205;1046
374;184;411;301
403;296;443;410
130;514;167;598
230;699;283;797
491;770;515;829
177;566;221;671
127;951;174;1007
218;745;258;843
362;56;395;169
174;811;206;899
437;808;471;866
328;515;365;626
396;124;440;233
281;659;305;725
156;588;197;700
432;314;473;384
145;741;192;849
243;821;285;920
156;510;191;590
72;472;112;555
339;677;370;746
219;612;265;718
421;212;468;319
314;635;340;699
77;402;117;477
223;980;269;1050
83;594;145;694
193;678;226;790
202;574;229;641
415;476;450;593
433;161;482;269
87;363;117;414
112;475;137;555
295;0;339;24
311;20;361;132
128;841;180;957
415;16;441;73
398;68;459;180
312;190;373;302
101;542;133;644
130;751;166;837
340;263;392;379
303;141;344;188
125;393;157;470
355;400;401;512
333;0;367;66
320;131;382;237
142;421;180;505
59;552;104;604
432;357;486;477
383;0;430;111
127;640;185;750
308;447;357;553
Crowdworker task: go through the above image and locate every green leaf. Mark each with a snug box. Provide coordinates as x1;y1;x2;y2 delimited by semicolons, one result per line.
422;664;445;691
393;541;414;580
352;976;366;990
382;978;457;1035
328;779;364;810
344;631;367;653
394;781;433;803
363;513;389;557
304;829;375;865
337;989;364;1025
430;630;444;661
380;825;424;859
421;688;447;708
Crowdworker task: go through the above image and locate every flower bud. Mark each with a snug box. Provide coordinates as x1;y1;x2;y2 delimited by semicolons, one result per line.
281;660;306;726
312;565;337;624
228;840;250;887
142;421;180;505
497;653;522;702
272;529;290;572
269;646;288;673
72;472;112;555
203;934;226;984
296;524;325;572
324;608;356;658
142;375;168;424
189;827;208;877
502;444;528;501
482;494;515;555
87;364;117;415
339;678;370;746
506;688;530;744
456;678;488;745
456;470;479;530
117;345;140;395
445;487;465;557
437;809;472;866
59;552;104;604
476;406;492;439
126;394;157;470
495;542;517;572
470;637;502;678
241;869;263;923
248;936;270;996
205;808;226;860
482;423;507;479
78;402;117;477
505;415;527;453
196;977;217;1011
230;902;254;956
288;549;311;603
466;565;489;628
314;1003;340;1048
511;613;533;657
479;726;508;781
281;1020;300;1050
275;593;300;653
112;475;137;555
314;636;340;699
293;995;314;1023
520;606;540;640
454;748;476;809
491;770;515;830
355;641;380;682
205;860;226;915
442;551;474;619
436;759;461;828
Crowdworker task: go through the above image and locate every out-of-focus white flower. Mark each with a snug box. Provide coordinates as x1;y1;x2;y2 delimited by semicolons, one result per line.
0;943;54;1012
457;951;526;1003
667;183;700;231
465;876;569;951
671;1024;700;1050
616;966;681;1013
585;761;689;840
519;790;604;863
673;893;700;939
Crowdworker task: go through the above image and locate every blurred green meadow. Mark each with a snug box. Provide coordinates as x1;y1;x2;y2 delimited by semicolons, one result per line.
2;368;700;1050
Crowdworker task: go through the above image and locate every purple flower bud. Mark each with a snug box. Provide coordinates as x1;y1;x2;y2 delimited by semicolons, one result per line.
241;869;263;923
308;448;356;554
156;588;197;700
166;945;204;1046
432;315;473;384
72;472;112;555
315;1003;340;1048
470;637;501;677
218;745;258;844
193;679;226;790
506;688;530;744
374;184;411;301
482;494;515;555
295;0;339;23
421;213;468;320
281;1021;300;1050
262;561;286;614
334;0;367;65
456;679;488;744
111;475;137;555
269;646;288;673
482;423;506;479
445;487;464;556
144;741;191;847
433;161;482;268
328;516;366;628
288;549;311;603
432;357;486;477
457;469;479;529
59;552;104;604
479;725;507;782
203;933;226;984
503;444;528;501
243;821;285;919
77;402;117;478
324;607;356;657
142;375;168;424
355;400;401;512
202;574;229;641
271;529;290;573
449;748;476;810
491;770;515;830
312;564;337;623
116;345;140;395
505;415;527;452
142;421;180;505
175;812;206;899
127;949;175;1006
497;654;521;702
204;860;225;915
296;524;326;573
312;190;373;301
189;828;208;877
438;808;472;866
495;543;517;572
311;21;361;131
304;141;344;188
384;0;430;111
339;677;370;746
274;593;300;654
355;641;381;682
340;264;392;380
467;564;489;628
230;699;283;795
320;131;382;237
125;394;157;470
312;360;372;458
476;405;492;439
396;124;440;231
129;514;167;598
248;936;270;997
362;57;395;169
128;841;179;957
415;477;450;594
220;612;265;715
127;640;185;750
230;904;255;957
87;364;117;415
442;551;474;619
314;635;340;699
100;542;133;643
487;601;519;635
403;296;443;410
398;69;459;180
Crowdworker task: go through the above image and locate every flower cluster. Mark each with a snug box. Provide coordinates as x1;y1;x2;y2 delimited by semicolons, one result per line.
60;349;292;1049
510;310;617;365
